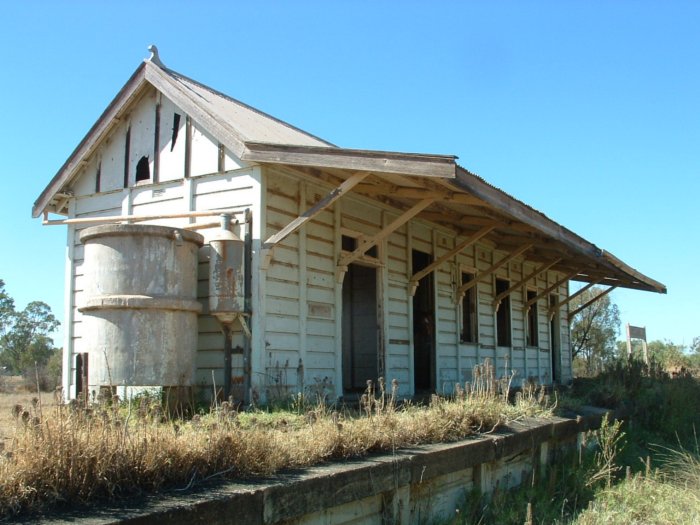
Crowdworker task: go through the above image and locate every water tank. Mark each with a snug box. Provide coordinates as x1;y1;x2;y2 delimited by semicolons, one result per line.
208;215;245;324
79;224;204;388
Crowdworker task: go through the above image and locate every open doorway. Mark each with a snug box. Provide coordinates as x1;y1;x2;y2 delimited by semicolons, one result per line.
75;353;88;402
342;263;378;393
412;250;435;392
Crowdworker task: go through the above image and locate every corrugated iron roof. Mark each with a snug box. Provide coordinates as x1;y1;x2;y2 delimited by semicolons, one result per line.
169;70;335;148
33;50;666;295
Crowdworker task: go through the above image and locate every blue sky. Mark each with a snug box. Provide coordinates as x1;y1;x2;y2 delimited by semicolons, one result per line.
1;1;698;348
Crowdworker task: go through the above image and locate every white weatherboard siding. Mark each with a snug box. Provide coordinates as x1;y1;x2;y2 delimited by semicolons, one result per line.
257;167;572;402
55;66;577;402
61;85;263;399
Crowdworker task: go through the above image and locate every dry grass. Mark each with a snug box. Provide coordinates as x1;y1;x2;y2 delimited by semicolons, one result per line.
0;360;553;518
0;376;55;447
573;446;700;525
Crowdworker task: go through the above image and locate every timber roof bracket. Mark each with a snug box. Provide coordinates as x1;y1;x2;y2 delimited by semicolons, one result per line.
408;224;497;297
568;285;618;320
453;243;534;304
549;278;603;316
337;198;435;271
519;269;579;317
491;258;562;309
261;171;369;270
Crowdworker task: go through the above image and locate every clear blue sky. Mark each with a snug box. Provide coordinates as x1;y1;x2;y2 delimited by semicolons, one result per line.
1;1;698;348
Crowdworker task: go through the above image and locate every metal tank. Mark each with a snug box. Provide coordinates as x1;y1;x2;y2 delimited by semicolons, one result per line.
79;224;204;389
208;214;245;323
207;214;246;401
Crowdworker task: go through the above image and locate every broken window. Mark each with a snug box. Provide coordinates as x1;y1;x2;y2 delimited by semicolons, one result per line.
526;289;539;347
460;272;478;344
95;162;101;193
341;235;377;258
123;127;131;188
171;113;181;151
218;143;226;172
135;155;150;182
495;278;511;347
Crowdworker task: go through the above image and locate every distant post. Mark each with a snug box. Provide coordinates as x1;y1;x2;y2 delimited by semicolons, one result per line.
626;324;648;364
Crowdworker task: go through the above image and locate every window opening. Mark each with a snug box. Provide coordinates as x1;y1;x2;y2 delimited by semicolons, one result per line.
495;278;511;347
184;116;192;178
341;235;377;258
135;155;150;182
123;126;131;188
153;103;160;183
171;113;181;151
460;272;478;343
95;162;101;193
218;143;225;173
526;290;539;347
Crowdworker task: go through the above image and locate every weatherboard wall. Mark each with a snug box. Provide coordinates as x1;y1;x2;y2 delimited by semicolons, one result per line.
58;84;571;401
60;86;262;399
259;166;571;401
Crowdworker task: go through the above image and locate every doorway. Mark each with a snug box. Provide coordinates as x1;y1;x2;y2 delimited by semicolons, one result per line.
342;263;378;393
75;353;88;402
412;250;435;392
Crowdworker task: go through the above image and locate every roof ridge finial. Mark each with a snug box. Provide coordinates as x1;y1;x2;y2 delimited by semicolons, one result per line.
146;44;165;68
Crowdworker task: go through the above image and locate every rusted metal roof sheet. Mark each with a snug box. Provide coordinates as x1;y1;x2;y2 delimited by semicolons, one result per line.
168;71;334;148
33;50;665;295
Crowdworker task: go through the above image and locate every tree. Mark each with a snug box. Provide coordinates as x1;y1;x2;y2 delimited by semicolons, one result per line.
0;279;15;338
646;340;689;370
687;336;700;369
570;287;620;376
0;280;60;377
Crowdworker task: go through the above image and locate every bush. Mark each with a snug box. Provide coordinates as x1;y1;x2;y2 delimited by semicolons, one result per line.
570;356;700;450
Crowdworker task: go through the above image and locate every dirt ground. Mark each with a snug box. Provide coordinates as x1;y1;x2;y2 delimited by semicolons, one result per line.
0;376;56;447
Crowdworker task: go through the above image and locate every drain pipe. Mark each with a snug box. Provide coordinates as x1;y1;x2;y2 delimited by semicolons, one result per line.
222;323;233;401
243;209;253;405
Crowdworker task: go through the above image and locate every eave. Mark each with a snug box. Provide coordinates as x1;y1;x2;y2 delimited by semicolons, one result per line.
32;63;149;218
241;142;457;179
33;53;665;296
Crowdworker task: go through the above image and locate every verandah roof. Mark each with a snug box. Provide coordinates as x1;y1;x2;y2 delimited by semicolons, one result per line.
33;51;666;296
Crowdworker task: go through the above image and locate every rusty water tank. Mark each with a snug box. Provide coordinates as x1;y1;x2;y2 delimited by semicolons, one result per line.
79;224;203;388
208;214;245;324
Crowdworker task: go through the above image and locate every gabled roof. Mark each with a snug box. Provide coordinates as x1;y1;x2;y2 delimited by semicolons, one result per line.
33;58;337;218
34;51;666;295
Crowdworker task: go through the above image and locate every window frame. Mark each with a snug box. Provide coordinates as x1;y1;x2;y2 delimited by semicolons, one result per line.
459;266;479;344
495;277;512;347
526;287;539;348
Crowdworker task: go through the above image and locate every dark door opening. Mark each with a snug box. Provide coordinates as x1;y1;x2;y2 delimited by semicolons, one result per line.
342;263;378;393
75;353;88;402
412;250;435;392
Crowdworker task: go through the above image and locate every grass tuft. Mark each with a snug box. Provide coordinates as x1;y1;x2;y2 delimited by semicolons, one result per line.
0;363;552;518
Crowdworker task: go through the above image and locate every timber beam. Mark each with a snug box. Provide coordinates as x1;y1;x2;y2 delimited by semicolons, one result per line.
408;224;497;296
549;279;602;316
454;243;534;303
337;198;435;275
492;258;562;309
568;286;618;319
523;270;579;316
261;171;369;270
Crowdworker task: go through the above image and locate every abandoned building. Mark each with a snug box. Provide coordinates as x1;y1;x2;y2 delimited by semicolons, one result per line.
33;47;666;404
